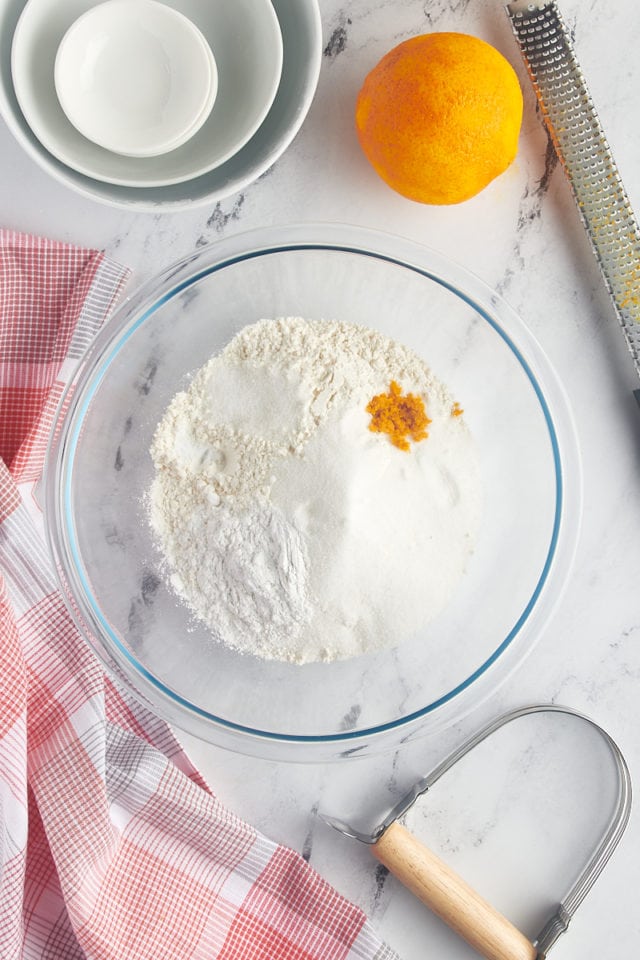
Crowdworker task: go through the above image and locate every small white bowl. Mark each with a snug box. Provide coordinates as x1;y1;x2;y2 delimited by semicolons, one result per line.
0;0;321;210
11;0;283;186
54;0;218;158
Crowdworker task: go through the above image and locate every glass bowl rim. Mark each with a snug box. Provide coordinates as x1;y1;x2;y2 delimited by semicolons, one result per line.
45;222;582;759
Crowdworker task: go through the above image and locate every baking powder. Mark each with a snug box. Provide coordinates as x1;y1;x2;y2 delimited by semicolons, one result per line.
148;317;482;663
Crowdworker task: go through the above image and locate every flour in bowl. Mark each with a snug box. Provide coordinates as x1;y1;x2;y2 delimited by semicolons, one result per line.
148;317;482;663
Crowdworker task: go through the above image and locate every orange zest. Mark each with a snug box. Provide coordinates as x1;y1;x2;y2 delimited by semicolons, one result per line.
366;381;430;451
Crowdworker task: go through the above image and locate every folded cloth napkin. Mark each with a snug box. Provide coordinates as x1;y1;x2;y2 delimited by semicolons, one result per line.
0;229;399;960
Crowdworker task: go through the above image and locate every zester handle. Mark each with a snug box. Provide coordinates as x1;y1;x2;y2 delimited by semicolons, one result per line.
506;0;640;385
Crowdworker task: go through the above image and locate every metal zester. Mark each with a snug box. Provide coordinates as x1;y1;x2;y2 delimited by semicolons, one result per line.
505;0;640;399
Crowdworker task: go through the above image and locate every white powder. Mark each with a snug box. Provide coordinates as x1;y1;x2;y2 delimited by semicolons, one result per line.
148;317;482;663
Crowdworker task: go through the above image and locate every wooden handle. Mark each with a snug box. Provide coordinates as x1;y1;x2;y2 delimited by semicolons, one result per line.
372;822;537;960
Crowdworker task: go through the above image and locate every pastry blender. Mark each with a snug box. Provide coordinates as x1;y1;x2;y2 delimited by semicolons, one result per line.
323;705;631;960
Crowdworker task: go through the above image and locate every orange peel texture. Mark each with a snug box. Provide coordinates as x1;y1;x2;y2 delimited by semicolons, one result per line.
355;32;523;205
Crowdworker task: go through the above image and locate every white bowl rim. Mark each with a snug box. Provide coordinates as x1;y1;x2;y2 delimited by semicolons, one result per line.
10;0;284;187
0;0;319;210
53;0;219;159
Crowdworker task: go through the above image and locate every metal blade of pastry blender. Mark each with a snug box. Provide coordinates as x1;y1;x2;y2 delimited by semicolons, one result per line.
506;0;640;402
321;705;631;958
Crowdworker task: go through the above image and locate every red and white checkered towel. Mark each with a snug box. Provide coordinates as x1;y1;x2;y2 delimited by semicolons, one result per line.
0;229;399;960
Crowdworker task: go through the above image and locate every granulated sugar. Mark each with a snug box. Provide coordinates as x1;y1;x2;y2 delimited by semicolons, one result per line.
148;317;482;663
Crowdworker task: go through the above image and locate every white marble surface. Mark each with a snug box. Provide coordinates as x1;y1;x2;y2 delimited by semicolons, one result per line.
2;0;640;957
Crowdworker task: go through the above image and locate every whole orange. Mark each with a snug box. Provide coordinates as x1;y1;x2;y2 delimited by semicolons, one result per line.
355;32;523;205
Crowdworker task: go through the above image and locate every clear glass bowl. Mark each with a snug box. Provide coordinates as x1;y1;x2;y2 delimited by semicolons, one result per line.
45;224;581;761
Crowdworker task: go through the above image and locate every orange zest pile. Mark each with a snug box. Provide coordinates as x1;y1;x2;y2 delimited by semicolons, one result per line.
366;381;430;451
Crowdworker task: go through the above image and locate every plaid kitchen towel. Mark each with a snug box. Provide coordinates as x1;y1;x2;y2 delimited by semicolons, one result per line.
0;229;399;960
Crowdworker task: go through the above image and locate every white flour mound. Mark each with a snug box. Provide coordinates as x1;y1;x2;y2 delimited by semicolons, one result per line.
148;317;482;663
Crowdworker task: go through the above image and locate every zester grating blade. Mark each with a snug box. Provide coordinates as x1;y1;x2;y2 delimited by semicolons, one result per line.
506;0;640;397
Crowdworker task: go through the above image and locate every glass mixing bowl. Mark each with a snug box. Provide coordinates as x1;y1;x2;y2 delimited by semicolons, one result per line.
45;224;581;761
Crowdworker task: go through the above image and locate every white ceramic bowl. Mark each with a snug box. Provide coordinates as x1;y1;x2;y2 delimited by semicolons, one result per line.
54;0;218;158
0;0;318;209
11;0;283;186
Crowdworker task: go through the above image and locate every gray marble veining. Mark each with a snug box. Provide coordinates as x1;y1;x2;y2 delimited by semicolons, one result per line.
2;0;639;957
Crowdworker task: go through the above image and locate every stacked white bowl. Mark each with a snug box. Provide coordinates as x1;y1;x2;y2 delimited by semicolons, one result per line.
0;0;322;210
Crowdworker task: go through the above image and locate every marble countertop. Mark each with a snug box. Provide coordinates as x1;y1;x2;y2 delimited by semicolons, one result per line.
2;0;639;957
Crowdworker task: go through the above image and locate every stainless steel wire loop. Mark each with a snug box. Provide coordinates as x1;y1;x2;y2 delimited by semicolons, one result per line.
323;703;632;956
